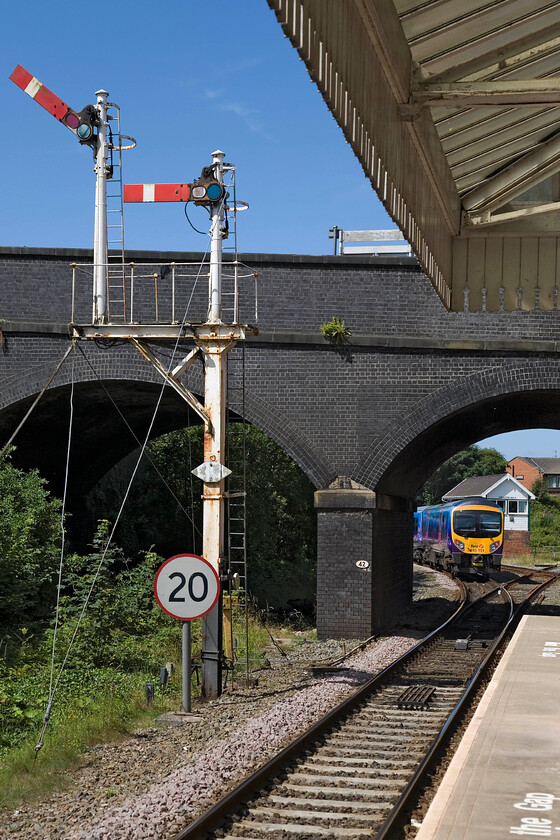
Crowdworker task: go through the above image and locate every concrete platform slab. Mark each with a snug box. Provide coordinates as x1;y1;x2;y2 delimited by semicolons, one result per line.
416;615;560;839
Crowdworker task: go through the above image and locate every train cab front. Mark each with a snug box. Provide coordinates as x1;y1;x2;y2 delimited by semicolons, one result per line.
450;503;504;578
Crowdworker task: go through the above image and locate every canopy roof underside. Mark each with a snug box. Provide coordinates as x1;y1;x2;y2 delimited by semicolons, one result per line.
268;0;560;311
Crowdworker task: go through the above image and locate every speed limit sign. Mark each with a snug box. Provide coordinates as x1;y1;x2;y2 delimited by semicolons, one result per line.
154;554;220;621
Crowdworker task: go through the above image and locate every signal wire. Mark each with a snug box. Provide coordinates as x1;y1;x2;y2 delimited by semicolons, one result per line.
34;351;76;763
74;341;203;539
0;341;76;465
184;202;209;236
33;245;210;756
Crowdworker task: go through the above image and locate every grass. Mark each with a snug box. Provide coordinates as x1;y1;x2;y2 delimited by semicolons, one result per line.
0;677;176;810
0;612;315;811
506;549;560;567
504;554;537;567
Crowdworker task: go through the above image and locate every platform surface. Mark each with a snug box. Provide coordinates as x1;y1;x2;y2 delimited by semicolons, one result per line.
415;614;560;839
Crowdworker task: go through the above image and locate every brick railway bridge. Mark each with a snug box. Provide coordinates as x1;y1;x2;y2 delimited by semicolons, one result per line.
2;246;560;638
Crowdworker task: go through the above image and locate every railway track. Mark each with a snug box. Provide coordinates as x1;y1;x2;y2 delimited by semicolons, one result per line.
172;567;558;840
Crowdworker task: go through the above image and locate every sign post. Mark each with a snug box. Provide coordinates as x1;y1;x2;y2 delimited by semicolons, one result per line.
154;554;220;712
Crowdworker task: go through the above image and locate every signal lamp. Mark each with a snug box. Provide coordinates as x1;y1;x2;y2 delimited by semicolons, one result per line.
191;179;224;204
206;181;223;201
64;112;80;129
62;105;97;145
77;121;93;140
190;164;225;205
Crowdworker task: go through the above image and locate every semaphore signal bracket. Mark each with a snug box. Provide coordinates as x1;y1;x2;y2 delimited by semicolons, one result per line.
10;65;256;702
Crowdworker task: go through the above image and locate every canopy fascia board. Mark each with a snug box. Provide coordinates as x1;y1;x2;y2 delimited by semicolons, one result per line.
267;0;460;308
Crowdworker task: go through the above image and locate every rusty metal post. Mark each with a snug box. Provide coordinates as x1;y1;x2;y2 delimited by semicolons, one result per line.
199;333;234;698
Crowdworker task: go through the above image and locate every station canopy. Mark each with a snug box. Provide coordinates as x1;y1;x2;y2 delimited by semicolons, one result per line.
267;0;560;311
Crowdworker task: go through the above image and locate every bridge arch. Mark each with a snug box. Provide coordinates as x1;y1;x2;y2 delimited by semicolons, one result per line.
0;340;334;498
356;361;560;499
317;363;560;639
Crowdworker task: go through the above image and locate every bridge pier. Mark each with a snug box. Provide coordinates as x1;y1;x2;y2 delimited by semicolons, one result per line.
315;481;413;639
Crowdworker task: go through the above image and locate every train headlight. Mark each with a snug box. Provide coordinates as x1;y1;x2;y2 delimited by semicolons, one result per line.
490;541;501;552
454;539;465;551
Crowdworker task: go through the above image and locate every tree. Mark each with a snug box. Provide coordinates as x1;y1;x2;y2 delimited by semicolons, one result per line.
418;445;508;505
226;424;316;607
531;477;552;503
0;457;61;654
528;477;560;549
85;424;317;608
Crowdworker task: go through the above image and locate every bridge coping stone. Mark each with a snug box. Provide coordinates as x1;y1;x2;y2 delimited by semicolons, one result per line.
314;489;376;509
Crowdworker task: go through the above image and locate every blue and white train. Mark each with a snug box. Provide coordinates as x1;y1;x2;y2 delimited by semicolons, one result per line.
413;497;504;578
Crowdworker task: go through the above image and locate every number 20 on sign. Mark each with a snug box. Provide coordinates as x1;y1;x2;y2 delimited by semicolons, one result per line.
154;554;220;621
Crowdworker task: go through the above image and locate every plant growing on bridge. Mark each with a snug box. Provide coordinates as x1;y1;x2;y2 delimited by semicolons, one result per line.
319;316;350;344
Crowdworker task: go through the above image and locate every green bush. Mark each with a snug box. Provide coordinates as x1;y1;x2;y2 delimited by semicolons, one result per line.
530;498;560;549
42;523;189;671
0;458;61;657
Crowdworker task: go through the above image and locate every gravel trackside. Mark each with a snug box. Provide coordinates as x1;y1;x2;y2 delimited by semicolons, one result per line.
0;566;460;840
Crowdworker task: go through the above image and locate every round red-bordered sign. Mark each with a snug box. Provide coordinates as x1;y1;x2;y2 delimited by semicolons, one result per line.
154;554;220;620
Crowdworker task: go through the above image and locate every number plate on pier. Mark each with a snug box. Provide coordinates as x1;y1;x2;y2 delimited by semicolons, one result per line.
154;554;220;620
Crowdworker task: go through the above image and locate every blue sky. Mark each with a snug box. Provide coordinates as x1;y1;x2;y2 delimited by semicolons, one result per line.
3;0;560;463
2;0;390;254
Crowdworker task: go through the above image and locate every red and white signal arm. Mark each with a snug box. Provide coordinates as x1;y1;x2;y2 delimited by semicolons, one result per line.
9;65;96;143
124;183;192;203
154;554;220;621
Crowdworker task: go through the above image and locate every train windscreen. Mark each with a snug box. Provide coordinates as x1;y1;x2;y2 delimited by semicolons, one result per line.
453;509;502;539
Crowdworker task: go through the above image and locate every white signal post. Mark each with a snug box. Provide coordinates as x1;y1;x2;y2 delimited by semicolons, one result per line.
9;66;117;326
93;89;109;324
198;150;233;699
123;150;244;700
208;150;224;323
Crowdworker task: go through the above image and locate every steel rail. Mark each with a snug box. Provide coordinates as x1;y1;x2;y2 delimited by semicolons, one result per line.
374;572;557;840
171;581;468;840
171;571;551;840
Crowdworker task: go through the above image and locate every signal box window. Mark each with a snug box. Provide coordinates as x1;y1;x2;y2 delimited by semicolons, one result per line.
507;500;526;514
